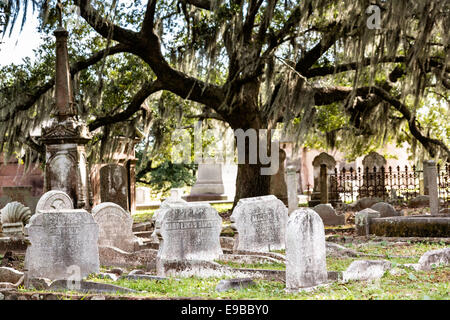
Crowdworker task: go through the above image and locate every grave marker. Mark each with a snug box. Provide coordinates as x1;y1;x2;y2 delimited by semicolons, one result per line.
24;209;99;281
155;202;222;275
92;202;136;252
35;190;74;212
230;195;288;252
286;208;328;290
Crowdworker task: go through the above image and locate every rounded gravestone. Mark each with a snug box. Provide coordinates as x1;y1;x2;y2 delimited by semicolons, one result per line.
91;202;135;252
155;202;223;262
313;204;345;226
35;190;73;212
349;197;383;211
230;195;288;252
370;202;399;218
25;209;99;281
286;208;328;290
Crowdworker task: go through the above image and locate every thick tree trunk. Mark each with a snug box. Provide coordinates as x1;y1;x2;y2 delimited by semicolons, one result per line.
223;80;273;208
233;161;271;208
228;115;272;209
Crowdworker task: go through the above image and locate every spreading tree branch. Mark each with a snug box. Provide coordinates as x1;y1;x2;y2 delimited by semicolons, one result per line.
74;0;140;46
88;79;164;131
313;85;450;160
75;1;225;111
0;44;130;122
141;0;158;36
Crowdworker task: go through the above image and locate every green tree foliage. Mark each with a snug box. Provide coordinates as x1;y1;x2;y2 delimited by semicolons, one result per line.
0;0;448;203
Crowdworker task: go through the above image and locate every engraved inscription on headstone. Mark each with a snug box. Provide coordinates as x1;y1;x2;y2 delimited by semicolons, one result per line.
155;203;222;262
230;195;288;252
35;190;74;212
24;209;99;281
92;202;136;252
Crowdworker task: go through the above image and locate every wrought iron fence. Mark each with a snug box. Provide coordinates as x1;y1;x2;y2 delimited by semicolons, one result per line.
303;163;449;212
328;166;423;205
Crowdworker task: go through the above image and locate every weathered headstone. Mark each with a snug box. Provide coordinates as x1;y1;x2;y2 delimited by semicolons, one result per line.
286;208;328;290
362;151;387;169
155;202;222;275
347;197;382;211
408;195;431;208
35;190;73;213
417;248;450;271
230;195;288;252
91;202;136;252
150;189;188;243
370;202;399;218
342;260;391;281
100;164;128;210
312;204;345;226
309;152;336;207
270;148;288;205
24;209;99;281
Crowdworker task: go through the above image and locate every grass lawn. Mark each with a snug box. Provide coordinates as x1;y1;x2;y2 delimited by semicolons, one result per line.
16;241;448;300
25;207;445;300
132;209;156;223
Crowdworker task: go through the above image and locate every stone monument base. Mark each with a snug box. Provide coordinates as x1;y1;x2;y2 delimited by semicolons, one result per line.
183;193;228;202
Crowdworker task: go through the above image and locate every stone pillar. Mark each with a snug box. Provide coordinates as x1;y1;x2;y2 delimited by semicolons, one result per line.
54;27;75;121
286;167;298;214
40;28;91;210
424;161;439;215
422;162;430;195
319;164;328;204
127;159;137;214
309;152;336;207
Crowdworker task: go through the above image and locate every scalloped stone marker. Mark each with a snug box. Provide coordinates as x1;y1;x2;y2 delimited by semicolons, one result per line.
230;195;288;252
35;190;73;212
286;208;328;290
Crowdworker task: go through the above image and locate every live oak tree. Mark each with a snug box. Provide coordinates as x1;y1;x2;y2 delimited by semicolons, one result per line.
0;0;449;206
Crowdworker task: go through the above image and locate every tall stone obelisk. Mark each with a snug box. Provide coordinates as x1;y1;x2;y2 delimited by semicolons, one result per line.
40;26;91;209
